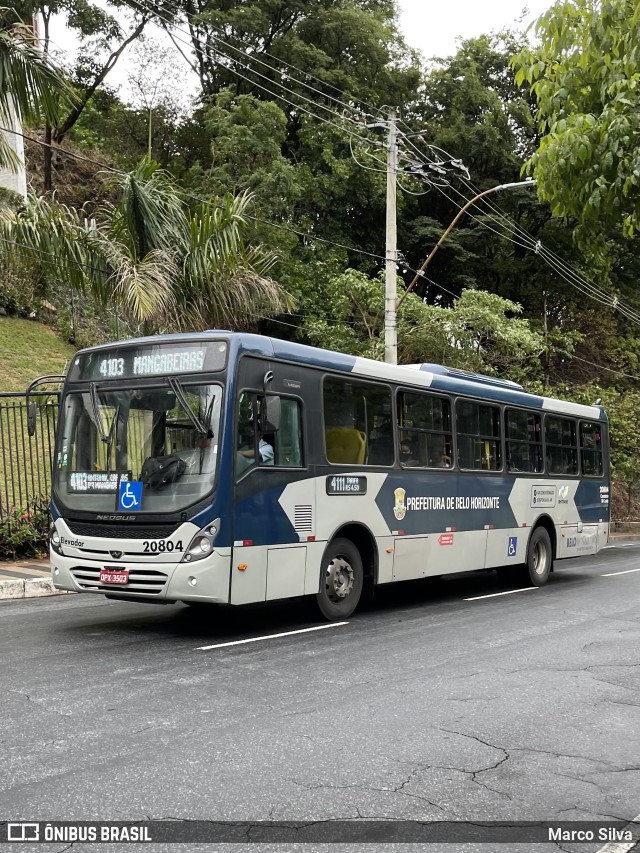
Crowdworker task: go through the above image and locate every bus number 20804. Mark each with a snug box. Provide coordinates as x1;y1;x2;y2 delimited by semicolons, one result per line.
142;540;184;553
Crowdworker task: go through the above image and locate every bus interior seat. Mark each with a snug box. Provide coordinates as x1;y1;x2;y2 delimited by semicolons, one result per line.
325;427;367;464
368;436;394;465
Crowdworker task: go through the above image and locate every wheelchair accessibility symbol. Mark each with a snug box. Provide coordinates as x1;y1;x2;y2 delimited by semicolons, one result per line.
507;536;518;558
118;480;143;511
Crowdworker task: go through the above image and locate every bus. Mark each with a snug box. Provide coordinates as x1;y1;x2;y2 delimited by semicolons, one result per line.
34;331;610;621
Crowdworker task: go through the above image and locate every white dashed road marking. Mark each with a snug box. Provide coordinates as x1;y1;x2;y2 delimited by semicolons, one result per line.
595;812;640;853
197;622;349;651
464;588;537;602
601;568;640;577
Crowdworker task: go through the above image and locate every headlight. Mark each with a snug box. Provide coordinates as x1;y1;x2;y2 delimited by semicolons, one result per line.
181;519;219;563
50;522;63;555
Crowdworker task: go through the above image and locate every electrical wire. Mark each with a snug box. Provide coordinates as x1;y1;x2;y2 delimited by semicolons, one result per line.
416;140;640;322
152;0;386;123
128;0;388;149
399;134;640;325
0;124;398;265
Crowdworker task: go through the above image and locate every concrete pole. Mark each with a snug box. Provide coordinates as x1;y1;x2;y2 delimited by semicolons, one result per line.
0;99;27;202
384;108;398;365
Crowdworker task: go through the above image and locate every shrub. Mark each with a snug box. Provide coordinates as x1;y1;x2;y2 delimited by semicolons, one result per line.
0;497;49;561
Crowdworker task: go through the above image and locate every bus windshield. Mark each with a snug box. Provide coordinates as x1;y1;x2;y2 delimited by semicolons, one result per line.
53;382;222;514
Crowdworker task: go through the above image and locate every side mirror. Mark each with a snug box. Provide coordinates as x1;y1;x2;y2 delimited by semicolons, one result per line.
261;395;281;433
25;373;65;438
27;402;37;437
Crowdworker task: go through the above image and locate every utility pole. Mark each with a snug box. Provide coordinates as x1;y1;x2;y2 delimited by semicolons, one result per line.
384;109;398;365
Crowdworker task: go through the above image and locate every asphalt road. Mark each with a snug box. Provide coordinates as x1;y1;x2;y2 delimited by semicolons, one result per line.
1;544;640;853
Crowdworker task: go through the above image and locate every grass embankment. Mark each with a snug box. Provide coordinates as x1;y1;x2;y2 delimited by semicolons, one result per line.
0;317;75;391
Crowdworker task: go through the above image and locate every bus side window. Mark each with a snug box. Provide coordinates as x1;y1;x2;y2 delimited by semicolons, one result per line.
323;377;392;465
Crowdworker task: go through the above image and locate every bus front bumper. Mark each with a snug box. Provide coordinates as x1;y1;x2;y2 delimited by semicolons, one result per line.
49;549;232;604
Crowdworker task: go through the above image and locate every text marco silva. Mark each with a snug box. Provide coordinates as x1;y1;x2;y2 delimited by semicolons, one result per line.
549;826;633;843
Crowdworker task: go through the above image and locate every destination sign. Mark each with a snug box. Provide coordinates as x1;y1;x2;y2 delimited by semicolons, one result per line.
326;475;367;495
68;472;130;493
68;341;228;381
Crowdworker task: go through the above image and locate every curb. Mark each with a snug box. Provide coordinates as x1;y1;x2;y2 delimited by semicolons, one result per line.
0;577;74;601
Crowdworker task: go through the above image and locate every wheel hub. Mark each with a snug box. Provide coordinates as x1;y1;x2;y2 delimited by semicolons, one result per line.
325;556;354;602
533;542;547;575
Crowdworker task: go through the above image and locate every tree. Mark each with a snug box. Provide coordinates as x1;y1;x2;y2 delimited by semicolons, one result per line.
12;0;150;189
0;159;290;330
124;37;187;160
302;268;545;383
0;7;73;168
164;0;420;105
512;0;640;249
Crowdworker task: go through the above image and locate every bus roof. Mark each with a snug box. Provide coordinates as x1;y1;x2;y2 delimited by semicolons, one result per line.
73;330;607;421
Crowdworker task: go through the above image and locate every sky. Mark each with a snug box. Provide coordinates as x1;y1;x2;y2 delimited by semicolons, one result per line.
398;0;556;58
49;0;558;104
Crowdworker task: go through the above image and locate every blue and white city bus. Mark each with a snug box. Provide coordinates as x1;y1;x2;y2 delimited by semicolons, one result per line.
40;332;610;620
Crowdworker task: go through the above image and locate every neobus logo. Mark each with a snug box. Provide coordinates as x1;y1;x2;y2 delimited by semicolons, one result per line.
96;515;136;521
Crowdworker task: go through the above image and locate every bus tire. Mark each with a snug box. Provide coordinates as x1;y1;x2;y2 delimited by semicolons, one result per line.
524;526;553;587
316;538;363;621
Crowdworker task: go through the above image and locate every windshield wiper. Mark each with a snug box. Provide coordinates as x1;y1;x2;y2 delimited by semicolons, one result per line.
105;404;120;468
168;376;207;435
89;383;109;444
198;395;216;474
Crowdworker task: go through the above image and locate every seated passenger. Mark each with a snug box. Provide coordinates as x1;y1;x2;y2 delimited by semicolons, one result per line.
399;441;419;466
239;434;274;465
433;450;451;468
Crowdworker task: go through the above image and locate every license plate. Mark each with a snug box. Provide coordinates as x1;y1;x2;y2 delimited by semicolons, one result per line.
100;568;129;585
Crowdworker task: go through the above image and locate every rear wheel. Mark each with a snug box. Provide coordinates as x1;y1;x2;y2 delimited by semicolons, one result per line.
316;538;363;621
523;527;553;586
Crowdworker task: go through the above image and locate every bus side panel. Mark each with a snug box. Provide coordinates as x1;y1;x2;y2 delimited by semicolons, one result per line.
230;545;267;604
427;530;489;576
266;546;307;600
485;528;528;568
313;473;391;542
557;524;599;558
392;536;429;581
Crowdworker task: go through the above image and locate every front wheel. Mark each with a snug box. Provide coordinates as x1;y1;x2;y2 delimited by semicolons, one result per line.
315;538;363;621
524;527;553;586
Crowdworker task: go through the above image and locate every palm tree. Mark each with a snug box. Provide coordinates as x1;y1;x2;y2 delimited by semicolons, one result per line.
0;159;291;329
0;8;74;169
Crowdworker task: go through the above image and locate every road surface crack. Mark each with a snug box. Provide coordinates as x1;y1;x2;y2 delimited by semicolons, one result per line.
438;728;511;800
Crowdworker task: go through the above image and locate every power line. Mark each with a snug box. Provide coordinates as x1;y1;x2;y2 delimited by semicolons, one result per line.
130;0;386;149
400;136;640;327
153;0;385;123
0;123;394;265
413;140;640;324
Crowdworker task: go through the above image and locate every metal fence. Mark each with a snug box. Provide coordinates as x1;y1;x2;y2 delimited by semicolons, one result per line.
0;392;59;516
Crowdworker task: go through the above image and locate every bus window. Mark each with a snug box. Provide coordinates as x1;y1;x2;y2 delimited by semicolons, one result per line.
397;391;453;468
323;378;393;465
545;416;578;475
506;409;543;473
580;421;603;477
456;400;502;471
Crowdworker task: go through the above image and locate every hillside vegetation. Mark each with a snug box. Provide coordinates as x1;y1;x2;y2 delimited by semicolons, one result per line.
0;317;75;391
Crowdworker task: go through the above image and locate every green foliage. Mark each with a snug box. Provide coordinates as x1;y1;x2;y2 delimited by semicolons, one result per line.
0;159;290;330
302;269;545;381
0;496;49;560
202;92;303;220
512;0;640;249
0;249;44;315
173;0;420;105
